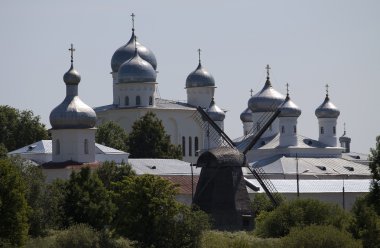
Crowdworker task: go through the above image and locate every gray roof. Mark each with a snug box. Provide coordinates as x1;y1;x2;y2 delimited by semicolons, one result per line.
8;140;128;155
128;159;201;175
94;98;196;112
246;179;371;193
235;133;329;151
250;155;371;177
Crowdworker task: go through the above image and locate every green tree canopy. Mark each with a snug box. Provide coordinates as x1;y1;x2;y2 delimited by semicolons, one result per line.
96;121;128;152
95;160;135;190
368;135;380;214
127;112;182;159
254;198;350;238
0;105;49;152
64;167;116;229
0;158;29;246
113;174;209;248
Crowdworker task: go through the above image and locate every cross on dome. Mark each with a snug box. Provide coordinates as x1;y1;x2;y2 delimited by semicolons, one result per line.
266;64;271;79
69;44;75;64
198;48;202;64
286;83;290;97
131;13;135;31
250;89;254;97
325;84;329;97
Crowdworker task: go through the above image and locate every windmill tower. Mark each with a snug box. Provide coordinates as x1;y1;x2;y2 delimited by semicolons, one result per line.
192;65;283;230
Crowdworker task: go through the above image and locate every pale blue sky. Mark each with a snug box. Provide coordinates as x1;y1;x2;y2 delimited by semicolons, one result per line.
0;0;379;154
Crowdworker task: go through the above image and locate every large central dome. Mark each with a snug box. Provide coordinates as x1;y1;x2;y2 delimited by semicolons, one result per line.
118;51;157;84
111;31;157;73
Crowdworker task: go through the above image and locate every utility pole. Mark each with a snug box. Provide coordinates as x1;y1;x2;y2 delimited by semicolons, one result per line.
296;153;299;198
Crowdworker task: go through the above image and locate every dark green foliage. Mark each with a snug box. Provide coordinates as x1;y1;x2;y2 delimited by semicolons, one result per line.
113;174;209;248
350;196;380;248
128;112;182;159
0;143;7;159
95;161;135;190
12;157;47;237
0;105;49;151
254;198;350;238
199;231;280;248
251;193;285;217
64;167;116;229
41;179;67;230
280;225;361;248
96;121;129;152
368;135;380;214
55;223;100;248
0;158;29;246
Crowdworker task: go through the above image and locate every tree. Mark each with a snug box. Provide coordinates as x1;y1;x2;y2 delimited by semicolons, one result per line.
95;161;135;190
0;105;49;152
96;121;128;152
280;225;361;248
0;158;29;246
349;196;380;248
127;112;182;159
368;135;380;214
113;174;209;248
64;167;116;229
254;198;350;238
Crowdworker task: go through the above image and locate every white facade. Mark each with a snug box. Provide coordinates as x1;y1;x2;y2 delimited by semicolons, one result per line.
318;118;338;147
279;117;298;147
186;86;215;108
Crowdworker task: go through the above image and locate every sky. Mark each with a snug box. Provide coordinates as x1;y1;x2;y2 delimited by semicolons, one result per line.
0;0;379;154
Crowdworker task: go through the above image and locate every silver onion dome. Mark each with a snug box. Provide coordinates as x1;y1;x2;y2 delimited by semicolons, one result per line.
240;107;253;122
63;64;81;85
50;46;97;129
118;51;157;83
279;95;301;117
186;62;215;88
315;95;340;118
248;77;285;113
206;98;225;121
111;32;157;73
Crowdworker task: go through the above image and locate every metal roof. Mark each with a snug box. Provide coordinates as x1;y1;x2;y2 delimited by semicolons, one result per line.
250;155;371;177
94;98;195;112
128;159;201;175
8;140;128;155
246;179;371;193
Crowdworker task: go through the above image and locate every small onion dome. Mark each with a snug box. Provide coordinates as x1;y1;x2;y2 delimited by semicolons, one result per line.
63;64;81;85
186;62;215;88
248;78;285;113
315;95;340;118
118;51;157;84
339;131;351;143
111;32;157;73
206;98;225;121
50;64;96;129
240;107;253;122
279;95;301;117
50;97;97;129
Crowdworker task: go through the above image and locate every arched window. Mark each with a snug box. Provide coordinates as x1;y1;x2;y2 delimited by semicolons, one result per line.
281;126;285;133
293;125;297;134
56;139;60;155
320;127;324;134
182;136;186;157
125;96;129;106
84;139;89;154
194;137;199;156
136;96;141;106
333;126;336;135
149;96;153;105
189;136;192;156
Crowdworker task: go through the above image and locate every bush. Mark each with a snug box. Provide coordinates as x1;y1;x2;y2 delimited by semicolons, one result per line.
55;224;100;248
254;198;350;238
280;225;361;248
199;231;280;248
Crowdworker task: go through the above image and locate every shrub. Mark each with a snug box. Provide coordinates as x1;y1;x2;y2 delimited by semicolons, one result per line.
280;225;361;248
55;224;100;248
199;231;280;248
254;198;350;238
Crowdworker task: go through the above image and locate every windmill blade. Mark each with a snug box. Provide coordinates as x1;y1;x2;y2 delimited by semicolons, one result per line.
192;106;235;149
